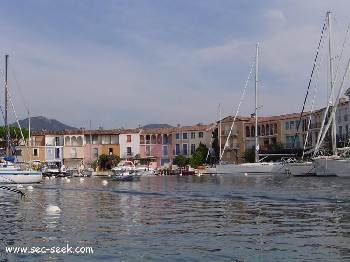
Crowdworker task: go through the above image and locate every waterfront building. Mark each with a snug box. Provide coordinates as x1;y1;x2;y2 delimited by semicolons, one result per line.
17;132;46;163
139;127;173;167
63;129;85;170
172;123;215;160
84;128;120;168
118;128;141;160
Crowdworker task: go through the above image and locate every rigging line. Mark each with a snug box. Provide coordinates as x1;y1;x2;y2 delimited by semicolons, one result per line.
314;19;350;155
8;61;33;162
219;52;256;161
301;31;325;159
3;69;30;160
316;57;350;149
9;63;29;112
302;31;327;159
291;16;327;154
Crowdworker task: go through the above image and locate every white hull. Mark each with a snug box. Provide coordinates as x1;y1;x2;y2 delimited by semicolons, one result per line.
0;171;42;184
215;162;282;175
313;156;350;177
215;161;317;176
282;162;316;175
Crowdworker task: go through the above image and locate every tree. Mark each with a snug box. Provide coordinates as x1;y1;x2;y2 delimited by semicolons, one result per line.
189;142;209;167
174;154;188;167
98;154;121;170
0;126;29;141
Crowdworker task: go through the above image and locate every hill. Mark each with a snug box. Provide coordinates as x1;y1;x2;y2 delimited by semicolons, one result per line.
9;117;172;131
142;124;173;129
10;116;77;131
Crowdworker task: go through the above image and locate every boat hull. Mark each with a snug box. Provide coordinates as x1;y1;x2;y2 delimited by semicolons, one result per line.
282;162;316;175
215;162;282;175
313;157;350;177
0;171;42;184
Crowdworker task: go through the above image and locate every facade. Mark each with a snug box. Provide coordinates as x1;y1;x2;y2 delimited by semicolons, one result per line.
118;128;141;159
44;132;64;168
139;127;173;167
173;123;215;159
15;94;350;169
63;130;85;170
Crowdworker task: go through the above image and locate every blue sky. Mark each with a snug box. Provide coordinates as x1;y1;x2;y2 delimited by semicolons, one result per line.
1;0;350;129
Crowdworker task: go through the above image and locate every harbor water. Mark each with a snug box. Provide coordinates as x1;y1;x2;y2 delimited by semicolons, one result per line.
1;174;350;261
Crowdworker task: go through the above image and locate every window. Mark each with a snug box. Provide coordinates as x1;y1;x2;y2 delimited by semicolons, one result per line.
290;121;295;129
33;148;39;157
145;145;151;156
127;147;132;156
191;144;196;155
182;132;188;140
285;122;289;130
126;135;132;142
198;132;203;138
93;148;98;157
163;134;169;145
109;148;113;155
70;148;77;158
183;144;188;155
162;145;168;156
191;132;195;139
175;133;180;140
175;144;180;155
55;148;60;158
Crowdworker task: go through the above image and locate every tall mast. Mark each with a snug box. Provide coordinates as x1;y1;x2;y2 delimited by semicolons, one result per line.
327;11;337;155
4;54;9;156
254;43;259;163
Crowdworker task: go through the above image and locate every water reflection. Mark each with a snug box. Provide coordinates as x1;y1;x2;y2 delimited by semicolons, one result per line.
1;175;350;261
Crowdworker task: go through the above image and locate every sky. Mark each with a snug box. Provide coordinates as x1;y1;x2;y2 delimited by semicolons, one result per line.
1;0;350;130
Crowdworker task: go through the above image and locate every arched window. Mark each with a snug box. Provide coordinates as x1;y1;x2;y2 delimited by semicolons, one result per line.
151;135;157;144
140;135;145;144
65;136;70;146
266;124;270;136
157;134;162;144
251;126;255;137
257;125;261;136
77;136;83;146
163;134;169;145
246;126;250;137
274;123;277;134
261;125;265;136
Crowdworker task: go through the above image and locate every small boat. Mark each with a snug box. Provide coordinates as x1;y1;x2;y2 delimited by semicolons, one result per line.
180;165;196;175
111;160;135;175
83;167;97;177
0;157;42;184
112;171;140;181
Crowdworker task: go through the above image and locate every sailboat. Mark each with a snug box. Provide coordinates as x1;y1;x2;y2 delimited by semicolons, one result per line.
215;44;283;175
0;54;42;184
312;11;350;177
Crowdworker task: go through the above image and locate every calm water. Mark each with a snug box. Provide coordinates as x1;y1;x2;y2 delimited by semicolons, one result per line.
1;174;350;261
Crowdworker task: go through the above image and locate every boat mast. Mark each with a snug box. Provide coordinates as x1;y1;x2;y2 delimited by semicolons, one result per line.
4;54;10;157
327;11;337;155
254;43;259;163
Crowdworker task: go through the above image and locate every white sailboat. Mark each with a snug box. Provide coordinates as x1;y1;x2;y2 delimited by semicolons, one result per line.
312;11;350;177
0;54;42;184
215;44;283;175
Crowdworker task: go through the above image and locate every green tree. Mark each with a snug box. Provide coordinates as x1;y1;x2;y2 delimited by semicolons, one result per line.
0;126;29;142
174;154;188;167
98;154;121;170
189;142;209;167
244;146;255;163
